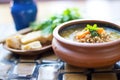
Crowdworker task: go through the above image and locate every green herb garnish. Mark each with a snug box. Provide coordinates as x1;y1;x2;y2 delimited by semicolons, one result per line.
85;24;99;37
30;8;82;35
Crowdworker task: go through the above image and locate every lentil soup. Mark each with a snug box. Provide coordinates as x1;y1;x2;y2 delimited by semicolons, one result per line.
60;24;120;43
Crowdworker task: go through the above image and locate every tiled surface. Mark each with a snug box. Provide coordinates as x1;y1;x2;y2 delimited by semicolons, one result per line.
63;74;86;80
12;63;36;76
92;73;117;80
0;44;120;80
58;64;119;80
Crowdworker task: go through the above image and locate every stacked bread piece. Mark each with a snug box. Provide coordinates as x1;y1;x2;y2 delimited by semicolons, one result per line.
6;31;53;50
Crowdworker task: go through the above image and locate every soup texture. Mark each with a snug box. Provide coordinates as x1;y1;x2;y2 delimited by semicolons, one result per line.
60;24;120;43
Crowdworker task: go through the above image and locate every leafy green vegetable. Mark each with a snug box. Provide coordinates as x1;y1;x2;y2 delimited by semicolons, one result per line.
90;30;99;37
85;24;99;37
30;8;81;35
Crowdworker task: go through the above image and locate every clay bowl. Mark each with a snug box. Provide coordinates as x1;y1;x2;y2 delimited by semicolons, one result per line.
52;19;120;68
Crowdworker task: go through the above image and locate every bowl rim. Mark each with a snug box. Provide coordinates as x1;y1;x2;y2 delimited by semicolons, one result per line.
53;19;120;47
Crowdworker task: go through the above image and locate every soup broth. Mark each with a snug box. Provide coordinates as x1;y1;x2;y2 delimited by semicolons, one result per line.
60;25;120;43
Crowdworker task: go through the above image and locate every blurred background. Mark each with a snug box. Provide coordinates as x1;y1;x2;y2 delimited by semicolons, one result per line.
0;0;120;41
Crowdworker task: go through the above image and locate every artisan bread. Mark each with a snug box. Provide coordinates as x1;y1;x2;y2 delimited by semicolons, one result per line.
21;31;42;44
6;34;22;49
21;41;42;50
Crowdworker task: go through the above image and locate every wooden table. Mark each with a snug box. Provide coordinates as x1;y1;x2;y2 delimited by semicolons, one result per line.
0;0;120;80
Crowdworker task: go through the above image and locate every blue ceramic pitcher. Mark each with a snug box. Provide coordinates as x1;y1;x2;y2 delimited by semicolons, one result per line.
11;0;37;30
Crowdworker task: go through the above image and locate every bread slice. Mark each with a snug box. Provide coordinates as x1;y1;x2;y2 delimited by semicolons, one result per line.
39;34;53;43
21;31;53;44
21;41;42;50
6;34;22;49
21;31;42;44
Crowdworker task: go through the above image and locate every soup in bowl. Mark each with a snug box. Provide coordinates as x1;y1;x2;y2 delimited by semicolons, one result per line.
52;20;120;68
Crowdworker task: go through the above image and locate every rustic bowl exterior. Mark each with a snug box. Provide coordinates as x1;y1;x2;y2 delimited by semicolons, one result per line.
52;20;120;68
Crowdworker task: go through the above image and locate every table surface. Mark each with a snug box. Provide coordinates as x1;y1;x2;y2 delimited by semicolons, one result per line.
0;0;120;80
0;46;120;80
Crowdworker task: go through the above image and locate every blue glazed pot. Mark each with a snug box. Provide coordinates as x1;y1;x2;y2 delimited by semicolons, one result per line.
11;0;37;30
